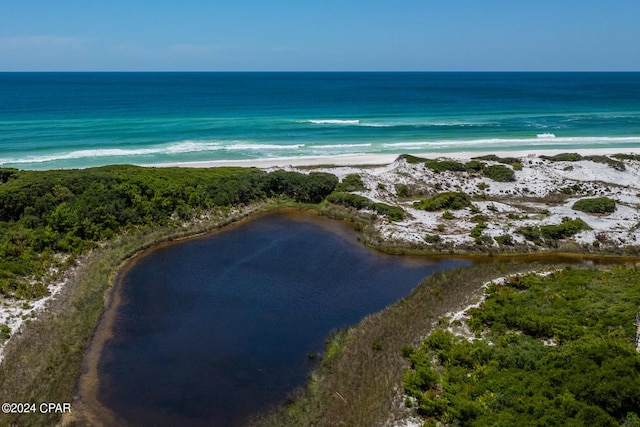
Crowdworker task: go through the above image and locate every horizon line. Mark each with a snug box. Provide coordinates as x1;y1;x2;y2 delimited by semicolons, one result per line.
2;70;640;73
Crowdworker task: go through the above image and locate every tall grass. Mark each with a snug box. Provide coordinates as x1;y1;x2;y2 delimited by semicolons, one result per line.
252;263;545;427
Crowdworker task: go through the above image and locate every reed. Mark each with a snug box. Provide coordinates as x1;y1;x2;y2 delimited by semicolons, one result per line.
252;263;544;426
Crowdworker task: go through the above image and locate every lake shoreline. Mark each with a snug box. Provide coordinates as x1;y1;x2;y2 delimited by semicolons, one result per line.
70;208;367;426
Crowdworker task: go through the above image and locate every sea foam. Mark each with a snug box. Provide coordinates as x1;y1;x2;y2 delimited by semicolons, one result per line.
0;140;305;165
382;136;640;150
306;119;360;125
310;143;373;149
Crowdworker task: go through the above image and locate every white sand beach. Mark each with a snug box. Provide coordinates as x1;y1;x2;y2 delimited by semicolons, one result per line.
151;148;639;169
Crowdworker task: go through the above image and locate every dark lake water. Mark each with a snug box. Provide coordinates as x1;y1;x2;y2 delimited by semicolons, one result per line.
97;212;470;426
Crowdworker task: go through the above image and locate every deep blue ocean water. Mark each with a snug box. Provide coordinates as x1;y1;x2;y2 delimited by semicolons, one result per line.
1;72;640;169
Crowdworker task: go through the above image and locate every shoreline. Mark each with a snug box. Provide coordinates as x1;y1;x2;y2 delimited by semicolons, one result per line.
149;147;639;169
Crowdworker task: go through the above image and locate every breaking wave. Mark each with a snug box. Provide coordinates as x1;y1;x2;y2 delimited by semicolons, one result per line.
305;119;360;125
0;140;306;165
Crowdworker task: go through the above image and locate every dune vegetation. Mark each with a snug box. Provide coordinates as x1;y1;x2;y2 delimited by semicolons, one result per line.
403;266;640;426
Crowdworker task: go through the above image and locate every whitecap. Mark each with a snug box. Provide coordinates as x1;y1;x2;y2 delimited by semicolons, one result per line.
0;140;304;165
224;143;305;150
305;119;360;125
310;143;373;149
382;136;640;150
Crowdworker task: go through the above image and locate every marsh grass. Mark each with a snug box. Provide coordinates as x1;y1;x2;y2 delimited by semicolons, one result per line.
251;263;542;427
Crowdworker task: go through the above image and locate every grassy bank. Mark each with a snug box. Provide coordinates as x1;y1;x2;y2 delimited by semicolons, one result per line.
252;262;548;426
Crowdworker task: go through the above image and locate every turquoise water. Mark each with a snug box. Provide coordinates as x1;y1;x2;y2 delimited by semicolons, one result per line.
1;72;640;169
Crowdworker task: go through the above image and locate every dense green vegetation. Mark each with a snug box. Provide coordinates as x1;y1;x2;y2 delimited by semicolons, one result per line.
472;154;522;170
494;234;515;246
423;159;488;174
541;152;584;162
413;192;472;211
326;192;405;221
573;197;617;214
398;154;428;164
541;153;626;171
424;159;469;173
482;164;516;182
469;221;488;245
0;166;338;299
395;184;411;198
517;218;591;244
613;154;640;162
403;266;640;426
335;173;366;192
422;158;517;182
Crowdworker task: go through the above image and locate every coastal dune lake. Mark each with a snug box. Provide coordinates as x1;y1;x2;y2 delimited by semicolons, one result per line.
88;212;469;426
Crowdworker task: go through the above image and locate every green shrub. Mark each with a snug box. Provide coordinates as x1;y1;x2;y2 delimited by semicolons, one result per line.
442;211;455;220
470;221;487;244
413;192;472;211
395;184;411;198
543;218;591;239
541;153;624;170
335;173;366;192
482;164;515;182
0;168;17;184
476;182;489;191
540;152;583;162
495;234;514;246
464;160;486;172
372;203;405;221
472;155;522;170
572;197;616;214
424;159;467;173
517;225;541;241
472;154;520;165
326;192;370;209
613;153;640;162
398;154;428;164
0;324;10;341
424;234;441;244
404;267;640;426
326;192;405;221
518;218;591;242
506;212;527;220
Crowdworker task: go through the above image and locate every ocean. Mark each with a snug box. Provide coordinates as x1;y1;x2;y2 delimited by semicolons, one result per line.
1;72;639;170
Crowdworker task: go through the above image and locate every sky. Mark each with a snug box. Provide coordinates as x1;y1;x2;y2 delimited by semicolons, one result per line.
1;0;639;71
